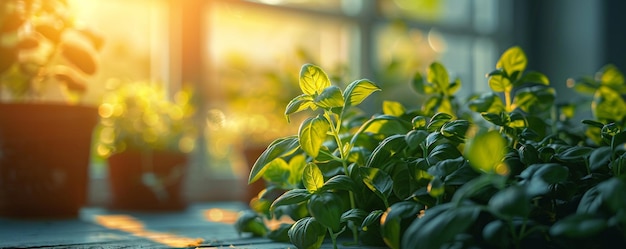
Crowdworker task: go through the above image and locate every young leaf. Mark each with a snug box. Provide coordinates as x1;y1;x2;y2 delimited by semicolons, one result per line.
497;46;527;78
285;94;316;120
427;62;450;91
518;71;550;86
427;112;453;132
288;217;326;249
488;74;512;93
249;136;300;184
299;64;331;96
466;130;508;175
314;85;344;109
468;92;505;113
343;79;381;107
262;158;290;185
303;163;324;194
271;189;312;211
299;115;330;158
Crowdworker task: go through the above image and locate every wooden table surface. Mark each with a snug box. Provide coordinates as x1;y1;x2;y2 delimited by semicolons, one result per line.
0;202;386;249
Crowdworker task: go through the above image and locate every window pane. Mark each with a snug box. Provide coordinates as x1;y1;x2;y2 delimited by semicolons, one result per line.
69;0;168;103
204;1;353;177
379;0;472;28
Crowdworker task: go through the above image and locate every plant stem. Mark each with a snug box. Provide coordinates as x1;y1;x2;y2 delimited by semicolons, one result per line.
324;110;358;244
505;90;512;112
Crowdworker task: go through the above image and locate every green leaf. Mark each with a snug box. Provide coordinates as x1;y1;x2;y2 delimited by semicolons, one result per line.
366;134;407;168
361;210;384;231
593;86;626;122
271;189;312;211
519;71;550;86
550;213;608;238
488;185;530;218
447;78;461;95
319;175;355;192
249;136;300;184
288;217;326;249
411;116;428;129
314;85;344;109
411;71;435;94
381;201;423;249
235;210;268;237
360;167;393;206
513;86;555;114
466;130;508;175
287;154;307;187
285;94;316;121
308;192;345;232
343;79;381;107
440;120;470;141
382;101;406;117
262;158;290;185
302;163;324;194
405;129;428;150
299;115;330;158
497;46;527;78
427;112;453;132
340;208;368;224
599;64;626;92
427;62;450;91
519;163;569;196
402;203;480;249
299;63;331;96
488;75;512;93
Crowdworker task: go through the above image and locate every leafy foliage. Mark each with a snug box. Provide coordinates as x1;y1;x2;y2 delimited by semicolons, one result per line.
236;48;626;249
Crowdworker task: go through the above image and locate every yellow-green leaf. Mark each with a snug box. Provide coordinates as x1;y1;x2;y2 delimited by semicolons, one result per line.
303;163;324;193
488;75;512;93
466;130;509;175
299;115;330;158
285;94;316;121
497;46;527;78
314;85;344;109
299;64;331;96
383;101;406;117
343;79;381;107
427;62;450;91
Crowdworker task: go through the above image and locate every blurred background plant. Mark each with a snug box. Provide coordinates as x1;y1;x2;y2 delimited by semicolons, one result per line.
0;0;103;103
96;80;197;157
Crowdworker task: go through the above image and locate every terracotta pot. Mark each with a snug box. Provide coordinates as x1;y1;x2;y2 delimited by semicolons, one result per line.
242;145;268;202
0;103;98;218
107;150;188;211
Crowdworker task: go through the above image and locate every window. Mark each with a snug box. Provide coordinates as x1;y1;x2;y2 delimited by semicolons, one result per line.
69;0;510;203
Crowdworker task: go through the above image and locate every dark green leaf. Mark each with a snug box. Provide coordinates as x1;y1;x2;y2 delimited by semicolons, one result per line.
381;201;423;249
440;120;470;141
411;71;435;95
402;203;480;249
340;208;368;224
468;92;505;113
319;175;355;192
271;189;312;211
361;210;384;231
308;193;345;232
550;213;607;238
518;71;550;86
366;134;407;168
235;210;268;236
488;185;530;218
427;112;453;132
405;129;428;151
360;167;394;205
288;217;326;249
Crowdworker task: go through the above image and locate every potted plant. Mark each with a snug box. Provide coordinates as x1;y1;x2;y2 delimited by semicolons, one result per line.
0;0;103;217
236;46;626;248
96;81;197;211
